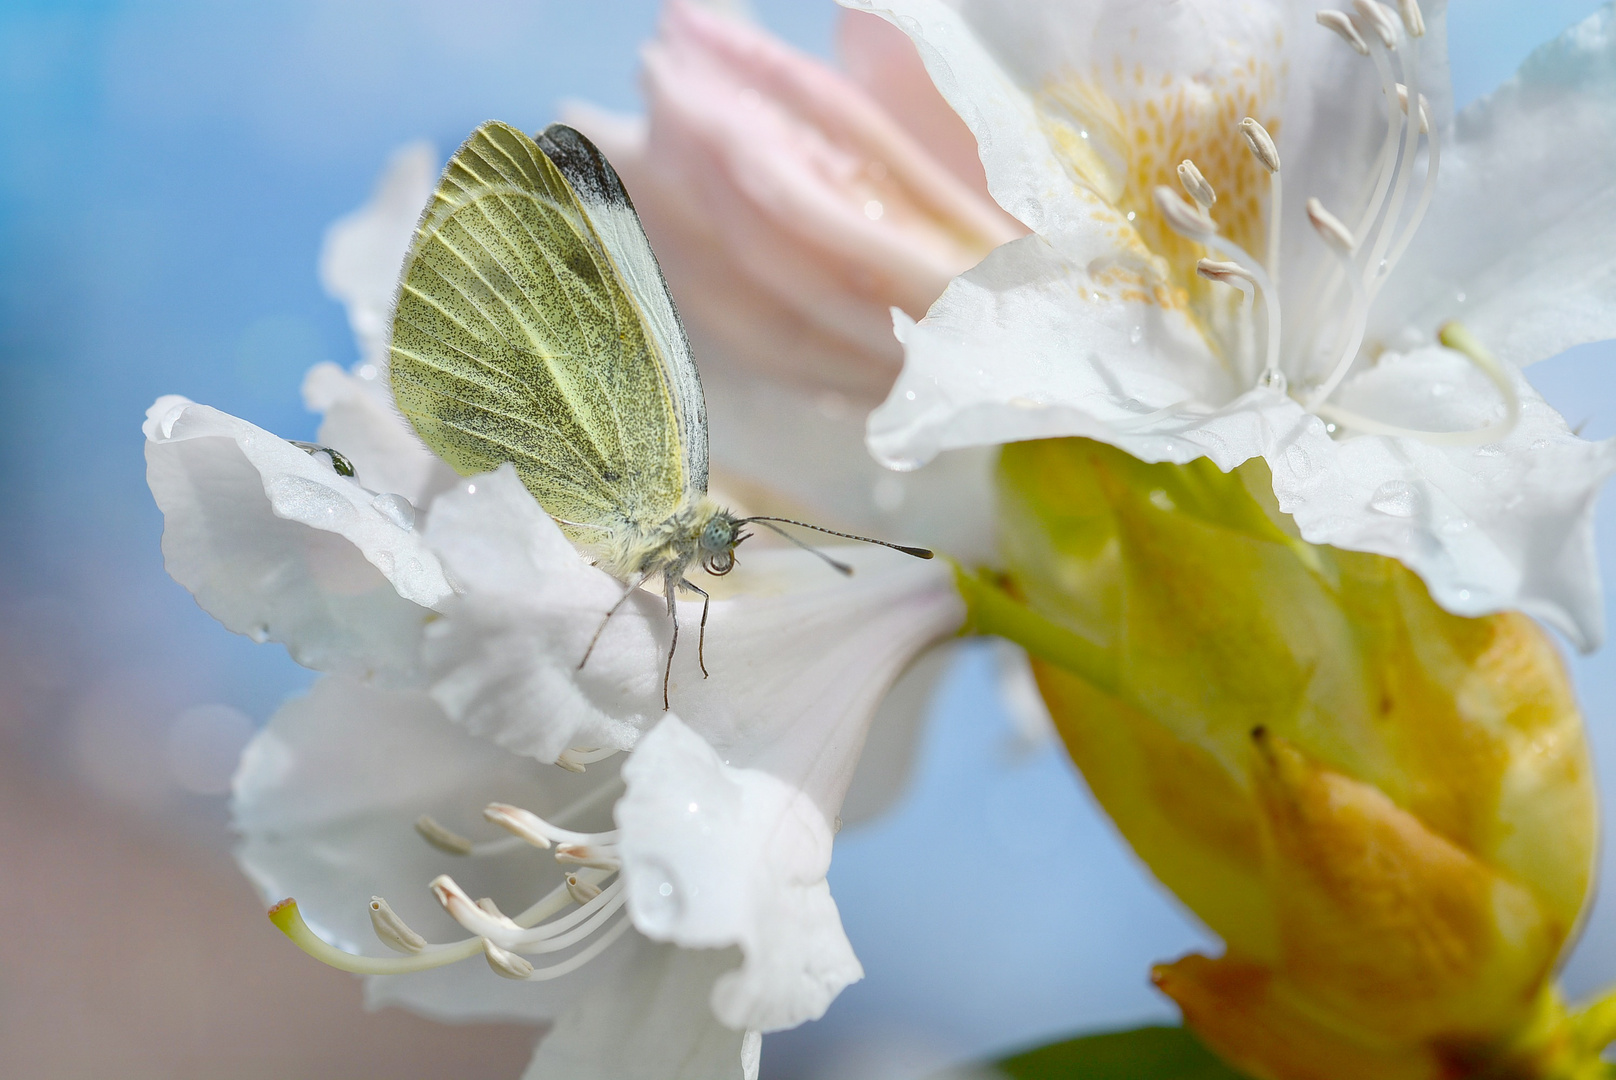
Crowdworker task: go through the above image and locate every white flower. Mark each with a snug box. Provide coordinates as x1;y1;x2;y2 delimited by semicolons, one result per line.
223;463;961;1079
148;360;960;1080
847;0;1616;647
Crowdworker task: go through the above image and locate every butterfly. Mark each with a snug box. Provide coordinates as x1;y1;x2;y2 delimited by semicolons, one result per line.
387;120;931;708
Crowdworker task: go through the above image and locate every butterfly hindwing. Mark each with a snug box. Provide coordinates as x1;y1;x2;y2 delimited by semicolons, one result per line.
389;120;694;529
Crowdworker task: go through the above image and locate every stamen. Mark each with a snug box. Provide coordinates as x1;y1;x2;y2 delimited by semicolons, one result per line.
505;916;634;982
485;939;535;980
556;747;620;773
1378;87;1442;293
1153;186;1215;238
1239;118;1281;174
369;896;427;954
1395;84;1431;133
1304;204;1373;409
1239;118;1284;282
554;843;621;870
1317;10;1369;55
432;875;523;934
1199;260;1258;384
1197;259;1255;287
415;814;474;856
484;802;620;849
1396;0;1426;37
567;873;603;904
1362;34;1424;289
1351;0;1400;49
1306;198;1356;255
1177;159;1217;209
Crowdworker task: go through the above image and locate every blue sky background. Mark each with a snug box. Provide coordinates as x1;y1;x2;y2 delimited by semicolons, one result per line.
1;2;1613;1078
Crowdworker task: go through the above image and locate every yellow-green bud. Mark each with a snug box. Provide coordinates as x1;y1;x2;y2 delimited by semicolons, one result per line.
971;438;1599;1080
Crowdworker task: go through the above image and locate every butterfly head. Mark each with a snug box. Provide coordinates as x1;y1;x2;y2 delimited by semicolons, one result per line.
698;511;748;576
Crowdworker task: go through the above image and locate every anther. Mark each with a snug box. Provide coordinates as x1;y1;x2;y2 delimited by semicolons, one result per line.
484;938;535;980
369;896;427;954
431;874;522;932
1306;198;1356;255
554;844;621;870
1176;160;1216;209
1196;259;1257;287
1152;186;1215;238
1351;0;1399;48
1395;84;1431;133
1396;0;1425;37
567;873;603;905
1317;10;1369;54
483;804;552;849
415;814;474;856
1239;118;1280;173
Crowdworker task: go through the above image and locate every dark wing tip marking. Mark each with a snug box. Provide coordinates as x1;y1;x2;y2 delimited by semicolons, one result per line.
534;124;636;215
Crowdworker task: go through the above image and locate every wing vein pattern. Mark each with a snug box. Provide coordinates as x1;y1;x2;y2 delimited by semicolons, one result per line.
389;120;706;531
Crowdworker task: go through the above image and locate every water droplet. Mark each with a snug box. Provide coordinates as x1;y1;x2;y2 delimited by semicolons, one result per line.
904;390;916;401
1325;422;1338;435
1457;589;1472;602
1126;210;1137;221
248;623;270;644
1474;444;1504;457
863;199;884;221
1455;290;1466;304
1369;480;1420;518
629;857;685;936
1148;489;1175;512
1129;325;1143;345
1430;382;1452;398
1284;442;1311;478
1079;129;1090;140
1257;368;1288;394
1531;439;1547;451
686;802;699;814
371;493;416;531
465;483;477;495
357;363;379;380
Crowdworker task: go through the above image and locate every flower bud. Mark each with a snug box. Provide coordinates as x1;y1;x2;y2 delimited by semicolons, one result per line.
971;437;1599;1080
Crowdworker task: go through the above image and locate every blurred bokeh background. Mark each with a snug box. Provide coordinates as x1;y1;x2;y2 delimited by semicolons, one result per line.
1;1;1613;1077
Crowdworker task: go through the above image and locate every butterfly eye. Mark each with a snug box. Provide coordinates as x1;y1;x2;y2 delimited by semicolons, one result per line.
703;550;735;576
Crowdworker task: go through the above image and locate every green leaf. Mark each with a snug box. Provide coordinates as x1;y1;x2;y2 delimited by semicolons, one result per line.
996;1025;1252;1080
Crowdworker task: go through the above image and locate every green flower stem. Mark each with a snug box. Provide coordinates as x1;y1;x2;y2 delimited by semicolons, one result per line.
953;562;1121;700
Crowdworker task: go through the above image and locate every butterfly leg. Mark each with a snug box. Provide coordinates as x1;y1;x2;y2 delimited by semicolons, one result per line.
678;579;712;679
661;575;679;711
578;570;654;672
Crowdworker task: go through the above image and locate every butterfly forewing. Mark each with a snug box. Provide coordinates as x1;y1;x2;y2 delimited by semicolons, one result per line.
389;120;692;531
535;124;708;498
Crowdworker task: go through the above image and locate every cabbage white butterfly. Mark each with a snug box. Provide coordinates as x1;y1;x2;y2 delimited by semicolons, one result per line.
389;121;930;706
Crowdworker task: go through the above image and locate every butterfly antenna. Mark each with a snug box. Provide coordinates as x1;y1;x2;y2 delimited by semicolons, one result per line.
743;520;856;575
741;517;934;573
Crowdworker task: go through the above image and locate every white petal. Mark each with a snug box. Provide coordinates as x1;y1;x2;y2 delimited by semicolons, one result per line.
1373;5;1616;368
420;465;664;763
144;396;451;678
867;234;1230;471
421;465;967;813
522;942;753;1080
703;366;999;564
319;142;437;369
838;640;957;825
234;675;626;1023
302;362;462;508
616;715;862;1033
1305;346;1616;648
